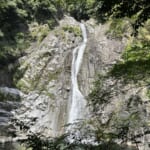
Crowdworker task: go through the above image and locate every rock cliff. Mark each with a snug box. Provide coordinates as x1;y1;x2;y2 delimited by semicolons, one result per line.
0;16;149;150
11;16;125;138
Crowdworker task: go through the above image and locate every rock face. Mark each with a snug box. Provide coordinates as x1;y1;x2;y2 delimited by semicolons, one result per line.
89;76;150;149
13;16;82;137
1;16;149;149
11;16;125;138
0;87;21;141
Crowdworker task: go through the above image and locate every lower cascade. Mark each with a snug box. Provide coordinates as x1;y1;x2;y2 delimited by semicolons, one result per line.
68;23;87;125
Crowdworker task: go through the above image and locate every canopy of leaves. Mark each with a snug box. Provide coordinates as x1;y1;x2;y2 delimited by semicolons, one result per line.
94;0;150;28
0;0;149;65
64;0;95;20
0;0;64;65
110;19;150;82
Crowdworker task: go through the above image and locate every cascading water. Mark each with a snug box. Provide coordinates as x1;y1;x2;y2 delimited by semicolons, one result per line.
68;23;87;125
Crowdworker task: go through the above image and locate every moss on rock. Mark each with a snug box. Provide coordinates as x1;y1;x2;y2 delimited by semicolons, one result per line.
62;25;82;37
106;18;133;39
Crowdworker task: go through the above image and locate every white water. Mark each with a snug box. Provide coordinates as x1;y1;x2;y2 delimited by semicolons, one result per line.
68;23;87;124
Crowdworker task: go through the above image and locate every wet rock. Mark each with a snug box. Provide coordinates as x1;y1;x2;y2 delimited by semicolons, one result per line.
11;16;127;139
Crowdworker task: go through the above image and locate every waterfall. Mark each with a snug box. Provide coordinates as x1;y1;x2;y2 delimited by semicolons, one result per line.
68;23;87;124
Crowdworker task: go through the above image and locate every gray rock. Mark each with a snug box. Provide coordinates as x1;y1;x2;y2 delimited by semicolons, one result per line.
0;16;147;150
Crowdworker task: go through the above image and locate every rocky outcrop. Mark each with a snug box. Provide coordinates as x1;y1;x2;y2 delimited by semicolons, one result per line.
86;21;150;150
79;19;125;96
0;87;21;141
0;14;149;150
13;16;82;137
89;76;150;149
1;15;148;149
10;16;126;140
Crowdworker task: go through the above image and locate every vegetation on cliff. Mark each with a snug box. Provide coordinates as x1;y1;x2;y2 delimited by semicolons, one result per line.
0;0;63;65
1;0;150;149
87;1;150;149
1;0;149;66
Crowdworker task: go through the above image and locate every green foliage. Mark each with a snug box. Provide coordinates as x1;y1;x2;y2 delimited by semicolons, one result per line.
88;74;111;113
64;0;95;20
62;25;81;36
88;20;150;148
0;0;149;65
106;18;133;39
110;19;150;82
123;42;150;62
15;118;131;149
0;0;62;65
25;133;131;150
13;65;28;86
147;87;150;98
111;59;150;82
94;0;150;29
30;23;50;43
88;77;148;145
